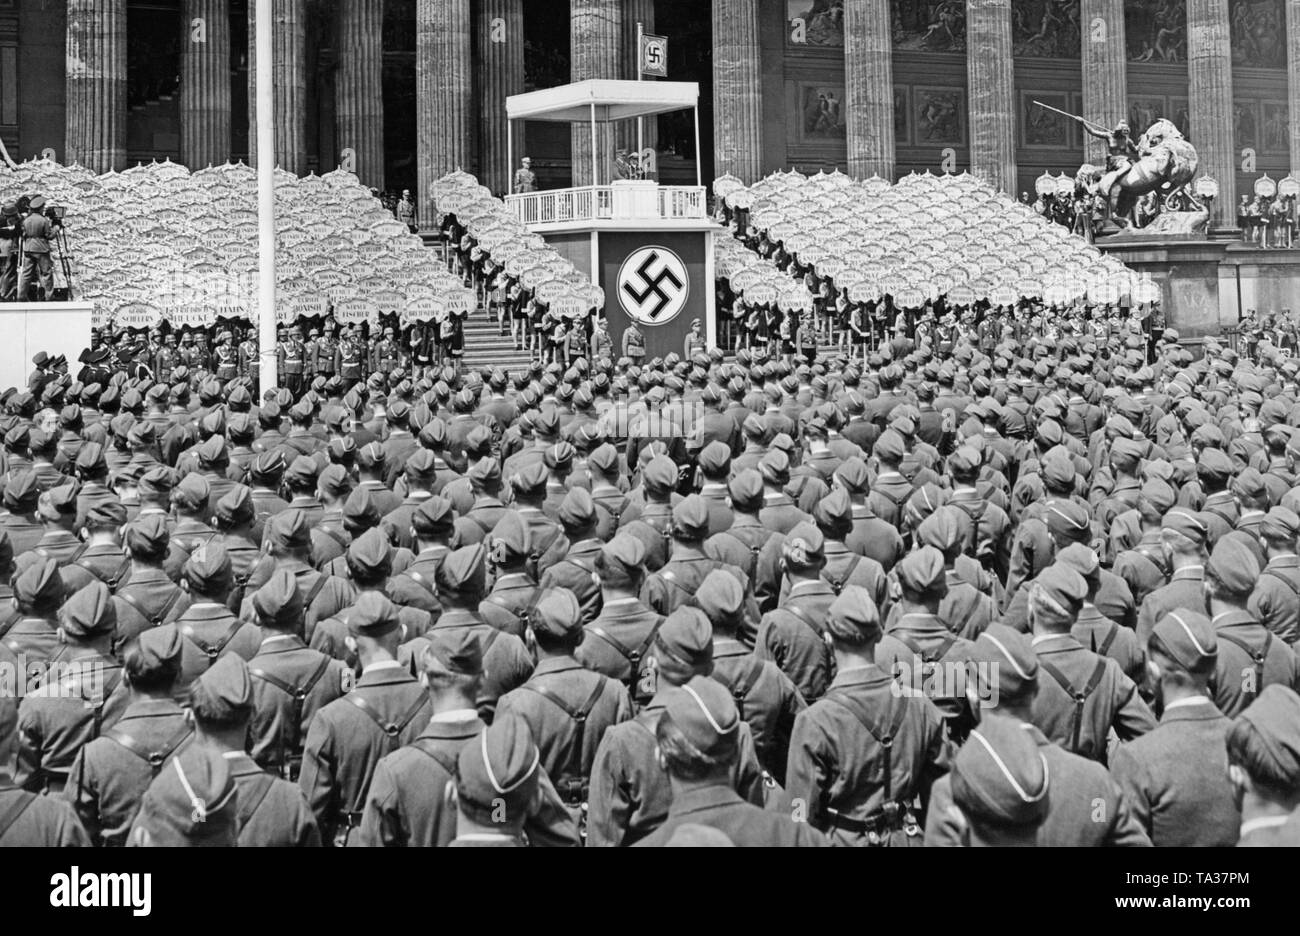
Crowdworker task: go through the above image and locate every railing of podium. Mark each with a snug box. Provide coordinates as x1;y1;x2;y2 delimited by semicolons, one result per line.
506;185;709;225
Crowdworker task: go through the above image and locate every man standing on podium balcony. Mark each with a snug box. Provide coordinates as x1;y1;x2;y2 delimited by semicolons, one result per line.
514;157;537;195
16;200;54;302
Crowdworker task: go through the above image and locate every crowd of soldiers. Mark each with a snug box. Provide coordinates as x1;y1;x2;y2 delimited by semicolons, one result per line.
2;311;1300;848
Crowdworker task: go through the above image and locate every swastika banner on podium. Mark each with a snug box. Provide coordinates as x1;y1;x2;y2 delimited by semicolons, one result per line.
599;232;708;362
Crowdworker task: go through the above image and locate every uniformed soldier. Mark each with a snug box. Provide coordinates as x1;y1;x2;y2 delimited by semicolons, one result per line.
1200;536;1299;718
539;488;605;625
577;534;664;710
754;523;838;704
940;714;1050;846
496;588;632;835
506;461;570;580
1226;685;1300;846
214;331;239;383
241;510;353;643
60;501;132;594
3;559;67;666
633;676;827;848
336;327;366;391
704;469;785;616
1247;505;1300;645
63;625;193;847
126;742;239;847
163;473;217;580
370;327;400;377
642;495;748;620
30;483;84;566
171;543;262;690
280;327;306;397
1109;610;1241;846
245;571;350;780
786;585;945;846
1056;543;1144;684
448;714;542;847
111;515;190;652
299;592;432;846
16;582;125;794
1135;508;1209;648
184;654;322;846
477;511;542;638
450;458;509;545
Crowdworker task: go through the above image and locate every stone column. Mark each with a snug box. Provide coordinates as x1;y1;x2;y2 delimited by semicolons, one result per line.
478;0;524;197
417;0;474;225
620;0;658;156
65;0;127;173
1187;0;1236;229
844;0;894;180
180;0;231;171
1081;0;1127;165
248;0;307;174
1287;1;1300;177
713;0;763;184
336;0;385;188
571;0;624;187
966;0;1016;193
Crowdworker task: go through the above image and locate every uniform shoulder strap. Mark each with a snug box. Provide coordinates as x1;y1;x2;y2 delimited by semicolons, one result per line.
823;554;862;595
302;574;329;609
717;656;766;722
521;675;608;797
1037;657;1107;755
103;722;193;775
236;773;278;833
1217;630;1272;703
348;691;429;753
825;691;910;802
181;616;246;666
0;792;37;842
1262;567;1300;596
410;739;459;776
1097;622;1120;658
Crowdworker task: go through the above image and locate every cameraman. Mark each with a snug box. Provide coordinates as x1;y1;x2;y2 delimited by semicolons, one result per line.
16;197;55;302
0;201;20;301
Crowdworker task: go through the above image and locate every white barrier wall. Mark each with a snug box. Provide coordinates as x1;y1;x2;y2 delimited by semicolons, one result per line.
0;303;94;390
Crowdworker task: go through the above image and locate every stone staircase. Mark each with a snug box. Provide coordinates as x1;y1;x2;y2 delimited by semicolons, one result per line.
460;308;534;374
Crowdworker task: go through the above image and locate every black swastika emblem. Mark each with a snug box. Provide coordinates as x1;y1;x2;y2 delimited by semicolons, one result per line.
618;246;689;326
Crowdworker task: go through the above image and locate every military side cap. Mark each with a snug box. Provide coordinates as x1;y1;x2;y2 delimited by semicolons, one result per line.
490;511;530;558
252;569;304;629
412;495;456;537
74;441;106;474
467;457;501;490
317;463;352;499
356;442;386;470
728;468;764;512
1161;508;1208;544
693;569;745;631
588;443;619;476
1033;563;1088;618
285;455;319;487
698;441;731;478
456;713;541;814
196;435;227;470
825;585;881;644
972;624;1038;701
530;587;584;638
1041;449;1075;489
835;457;870;494
951;715;1050;830
814;486;853;537
126;514;170;558
1197;448;1234;484
436;543;487;597
1262;506;1300;542
35;481;79;523
671;493;711;541
759;448;790;486
655;606;714;671
171;473;211;513
250;450;287;483
268;508;312;549
1043;499;1091;541
558;487;597;530
782;521;825;571
1226;685;1300;790
422;625;484;676
1140;479;1176;516
873;429;906;463
3;470;40;511
60;581;116;639
948;446;981;476
15;557;64;609
184;543;233;593
510;460;549;497
1151;610;1217;672
896;546;948;598
661;676;740;760
213;486;254;527
347;527;393;579
1206;536;1260;595
643;456;678;496
133;745;238;847
189;653;254;722
347;591;402;637
543;441;575;473
1231;467;1267;502
1055;543;1101;594
916;505;962;556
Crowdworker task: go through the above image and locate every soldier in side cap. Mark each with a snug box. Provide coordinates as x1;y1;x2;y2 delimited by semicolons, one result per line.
64;625;193;846
72;442;122;534
875;546;978;739
300;592;433;846
577;535;665;712
399;544;533;720
172;543;262;691
945;445;1012;581
15;582;126;794
1111;480;1176;609
183;655;321;846
891;505;996;641
0;696;90;844
703;469;786;615
358;627;578;847
617;455;678;571
587;606;769;846
1135;508;1210;648
943;714;1050;846
163;473;218;581
111;515;191;652
451;456;509;546
539;488;606;625
1201;536;1299;718
478;512;541;638
241;510;353;642
4;558;67;664
126;743;239;848
633;676;826;848
384;495;455;617
1247;505;1300;645
0;471;44;558
506;461;570;580
354;442;401;518
783;487;890;610
1109;610;1240;846
497;589;632;834
1025;563;1155;761
1056;543;1144;684
642;494;753;621
245;571;350;781
754;523;838;704
308;465;354;570
1226;685;1300;845
60;500;131;593
447;714;545;847
831;457;905;574
211;486;261;609
926;624;1149;847
786;585;945;846
31;482;84;565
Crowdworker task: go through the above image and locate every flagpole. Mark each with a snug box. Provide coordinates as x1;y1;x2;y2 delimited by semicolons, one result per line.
636;21;644;169
256;0;277;392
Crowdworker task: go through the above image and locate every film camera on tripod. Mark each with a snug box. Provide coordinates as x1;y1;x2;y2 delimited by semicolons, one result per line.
9;194;73;302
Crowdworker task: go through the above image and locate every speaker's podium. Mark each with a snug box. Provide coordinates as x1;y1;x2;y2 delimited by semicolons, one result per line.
505;80;719;361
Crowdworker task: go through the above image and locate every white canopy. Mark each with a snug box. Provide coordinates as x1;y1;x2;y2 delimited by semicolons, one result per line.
506;80;699;123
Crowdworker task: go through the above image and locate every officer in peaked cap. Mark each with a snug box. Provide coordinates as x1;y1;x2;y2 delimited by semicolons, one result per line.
496;588;631;832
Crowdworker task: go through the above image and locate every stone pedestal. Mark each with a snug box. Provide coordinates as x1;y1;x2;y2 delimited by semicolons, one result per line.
65;0;127;173
417;0;474;226
571;0;624;186
248;0;307;174
478;0;524;197
1187;0;1236;230
336;0;385;189
181;0;232;170
712;0;763;184
1081;0;1127;166
844;0;894;180
966;0;1016;194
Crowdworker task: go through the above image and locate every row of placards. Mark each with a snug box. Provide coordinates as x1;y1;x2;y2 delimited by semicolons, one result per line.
105;293;478;330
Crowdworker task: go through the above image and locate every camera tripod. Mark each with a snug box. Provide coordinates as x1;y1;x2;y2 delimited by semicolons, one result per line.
51;223;73;301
